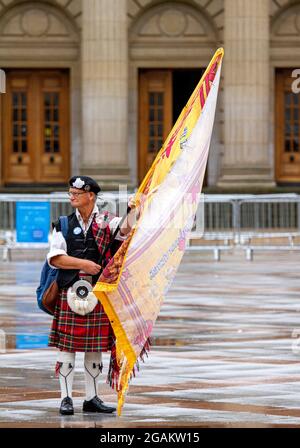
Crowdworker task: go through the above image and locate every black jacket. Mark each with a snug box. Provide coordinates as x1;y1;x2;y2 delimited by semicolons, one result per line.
53;212;102;289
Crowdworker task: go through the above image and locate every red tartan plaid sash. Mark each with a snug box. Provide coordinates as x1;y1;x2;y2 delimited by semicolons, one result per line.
91;211;119;383
91;211;112;267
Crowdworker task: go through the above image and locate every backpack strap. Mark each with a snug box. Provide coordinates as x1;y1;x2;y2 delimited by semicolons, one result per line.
59;216;68;238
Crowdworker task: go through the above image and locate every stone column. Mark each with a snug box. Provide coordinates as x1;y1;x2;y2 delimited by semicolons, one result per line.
0;70;5;187
218;0;275;188
81;0;130;189
0;69;5;93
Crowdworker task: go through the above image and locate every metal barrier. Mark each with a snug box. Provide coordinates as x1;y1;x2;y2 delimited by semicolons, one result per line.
0;192;130;261
237;196;300;260
1;192;300;261
186;195;236;260
187;193;300;260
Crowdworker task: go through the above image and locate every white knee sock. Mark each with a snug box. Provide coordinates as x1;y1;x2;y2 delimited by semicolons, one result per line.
84;352;103;401
56;351;75;400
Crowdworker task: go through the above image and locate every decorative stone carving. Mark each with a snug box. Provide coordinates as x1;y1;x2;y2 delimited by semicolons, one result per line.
0;3;79;41
130;4;215;41
158;10;187;37
275;12;300;36
21;9;50;36
272;5;300;40
127;0;224;34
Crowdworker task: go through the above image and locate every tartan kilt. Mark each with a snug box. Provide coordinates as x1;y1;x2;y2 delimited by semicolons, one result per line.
48;288;114;352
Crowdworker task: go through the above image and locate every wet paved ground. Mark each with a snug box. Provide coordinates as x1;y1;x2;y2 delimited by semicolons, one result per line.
0;249;300;428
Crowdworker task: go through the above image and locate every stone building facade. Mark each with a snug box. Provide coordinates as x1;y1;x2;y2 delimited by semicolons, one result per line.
0;0;299;192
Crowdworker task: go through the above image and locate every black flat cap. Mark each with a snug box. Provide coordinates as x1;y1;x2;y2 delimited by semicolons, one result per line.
69;176;101;194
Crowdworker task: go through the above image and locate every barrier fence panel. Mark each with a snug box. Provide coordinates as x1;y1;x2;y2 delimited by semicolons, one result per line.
238;197;300;260
1;193;300;261
0;192;130;260
187;195;237;260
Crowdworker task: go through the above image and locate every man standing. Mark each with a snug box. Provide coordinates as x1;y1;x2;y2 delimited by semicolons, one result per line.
47;176;136;415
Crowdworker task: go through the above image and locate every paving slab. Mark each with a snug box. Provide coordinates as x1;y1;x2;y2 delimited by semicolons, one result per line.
0;250;300;427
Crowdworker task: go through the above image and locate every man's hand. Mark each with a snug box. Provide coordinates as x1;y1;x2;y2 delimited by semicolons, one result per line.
81;260;102;275
127;195;141;219
128;196;137;209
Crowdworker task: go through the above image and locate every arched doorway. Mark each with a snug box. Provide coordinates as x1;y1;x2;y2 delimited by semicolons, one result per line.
271;3;300;184
128;1;220;186
0;1;80;187
3;69;69;184
138;68;205;183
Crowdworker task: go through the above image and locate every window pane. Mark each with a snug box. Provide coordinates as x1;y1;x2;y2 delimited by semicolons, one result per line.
45;109;51;122
157;108;163;122
45;126;52;138
149;93;155;106
148;140;156;152
157;139;163;149
157;124;163;137
294;138;299;152
285;93;292;106
21;108;27;121
12;93;18;107
13;108;18;121
21;140;27;153
285;139;291;152
53;109;59;122
157;93;163;106
53;93;59;106
285;109;291;121
44;93;51;107
149;124;155;137
294;108;299;122
45;140;51;153
149;108;155;122
13;124;18;137
13;140;18;153
53;140;60;153
21;93;26;107
21;124;27;137
294;94;299;106
53;125;59;138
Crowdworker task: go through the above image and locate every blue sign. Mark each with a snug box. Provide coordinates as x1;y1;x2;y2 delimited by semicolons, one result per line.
16;202;50;243
16;334;49;349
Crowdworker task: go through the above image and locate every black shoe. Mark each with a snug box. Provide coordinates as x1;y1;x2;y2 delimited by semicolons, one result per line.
59;396;74;415
82;396;116;414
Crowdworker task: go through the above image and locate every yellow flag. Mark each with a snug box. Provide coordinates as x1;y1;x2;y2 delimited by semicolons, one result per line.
94;48;224;415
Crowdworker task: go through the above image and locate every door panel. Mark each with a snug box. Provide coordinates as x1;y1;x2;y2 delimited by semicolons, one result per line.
2;70;69;185
39;73;69;183
276;69;300;182
3;74;33;183
139;70;172;183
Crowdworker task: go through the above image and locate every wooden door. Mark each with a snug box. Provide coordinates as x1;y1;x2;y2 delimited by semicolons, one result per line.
275;69;300;182
139;70;172;183
2;70;69;185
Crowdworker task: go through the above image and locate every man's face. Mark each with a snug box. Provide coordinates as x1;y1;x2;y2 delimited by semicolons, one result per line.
68;188;94;208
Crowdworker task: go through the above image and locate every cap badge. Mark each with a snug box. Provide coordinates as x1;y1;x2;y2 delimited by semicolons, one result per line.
72;177;85;189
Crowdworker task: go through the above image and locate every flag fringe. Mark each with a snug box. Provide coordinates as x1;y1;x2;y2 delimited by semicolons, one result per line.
106;337;152;394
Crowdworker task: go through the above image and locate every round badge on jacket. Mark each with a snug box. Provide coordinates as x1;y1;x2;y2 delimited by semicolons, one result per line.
73;227;82;235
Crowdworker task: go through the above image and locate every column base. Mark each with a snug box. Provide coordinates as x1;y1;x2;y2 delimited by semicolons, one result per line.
79;165;135;191
217;166;276;189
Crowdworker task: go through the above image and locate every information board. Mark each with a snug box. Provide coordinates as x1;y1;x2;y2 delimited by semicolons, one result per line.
16;202;50;243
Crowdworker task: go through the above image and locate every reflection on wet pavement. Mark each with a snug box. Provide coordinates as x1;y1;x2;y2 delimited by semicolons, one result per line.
1;250;300;427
